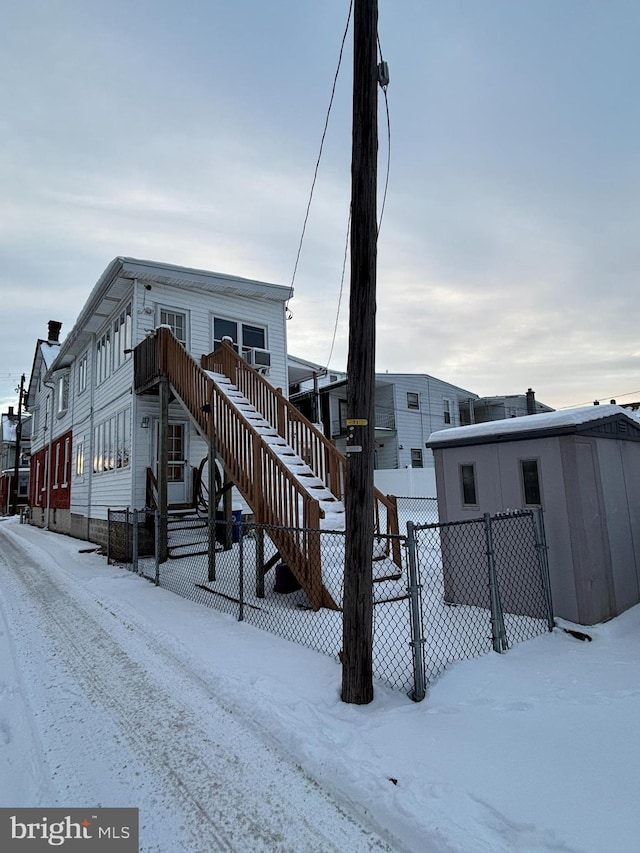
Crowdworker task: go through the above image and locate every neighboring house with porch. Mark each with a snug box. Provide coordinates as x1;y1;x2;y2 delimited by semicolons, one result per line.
26;257;291;543
427;404;640;626
0;406;31;513
290;365;479;495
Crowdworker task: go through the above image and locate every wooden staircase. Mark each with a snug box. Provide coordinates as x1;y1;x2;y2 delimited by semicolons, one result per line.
133;327;401;610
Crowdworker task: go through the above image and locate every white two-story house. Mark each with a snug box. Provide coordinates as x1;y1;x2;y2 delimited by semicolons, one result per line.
26;257;290;544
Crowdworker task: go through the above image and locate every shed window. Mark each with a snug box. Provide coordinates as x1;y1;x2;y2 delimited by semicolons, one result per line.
407;392;419;410
521;459;541;505
460;464;477;506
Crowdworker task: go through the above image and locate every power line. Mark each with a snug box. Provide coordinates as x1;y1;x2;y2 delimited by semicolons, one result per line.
377;33;391;236
559;390;640;409
323;32;390;369
324;206;352;370
286;0;354;320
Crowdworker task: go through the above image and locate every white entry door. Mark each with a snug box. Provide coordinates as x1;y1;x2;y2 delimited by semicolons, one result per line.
154;420;189;505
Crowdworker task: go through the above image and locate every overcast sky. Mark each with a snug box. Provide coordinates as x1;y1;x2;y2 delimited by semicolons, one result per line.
1;0;639;412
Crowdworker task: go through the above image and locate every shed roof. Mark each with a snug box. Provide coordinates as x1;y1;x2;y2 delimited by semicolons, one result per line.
427;404;640;448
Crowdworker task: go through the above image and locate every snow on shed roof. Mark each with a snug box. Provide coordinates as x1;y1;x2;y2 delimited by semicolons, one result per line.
427;404;639;448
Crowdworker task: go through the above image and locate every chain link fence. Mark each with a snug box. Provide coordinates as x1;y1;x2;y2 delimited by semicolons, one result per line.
393;496;439;530
411;509;553;684
106;506;553;699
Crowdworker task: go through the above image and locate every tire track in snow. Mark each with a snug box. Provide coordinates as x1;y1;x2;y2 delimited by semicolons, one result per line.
0;528;398;852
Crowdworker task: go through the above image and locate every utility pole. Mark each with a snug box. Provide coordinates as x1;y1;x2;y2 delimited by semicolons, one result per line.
342;0;378;705
10;374;25;515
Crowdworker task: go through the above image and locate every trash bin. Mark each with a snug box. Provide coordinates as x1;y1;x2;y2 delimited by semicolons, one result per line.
274;563;301;594
215;509;243;543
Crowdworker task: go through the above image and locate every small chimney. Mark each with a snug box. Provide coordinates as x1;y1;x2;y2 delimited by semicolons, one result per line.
48;320;62;343
8;406;14;417
526;388;536;416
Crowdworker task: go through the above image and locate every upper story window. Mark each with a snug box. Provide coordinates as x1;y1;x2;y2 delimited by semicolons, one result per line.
443;399;452;424
57;373;69;416
96;301;132;384
460;463;477;506
78;352;88;393
159;308;187;346
521;459;541;505
96;329;112;385
213;317;266;356
113;304;133;369
407;392;419;410
410;448;423;468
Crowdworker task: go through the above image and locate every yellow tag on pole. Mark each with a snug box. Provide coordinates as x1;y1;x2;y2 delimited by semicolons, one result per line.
346;418;368;426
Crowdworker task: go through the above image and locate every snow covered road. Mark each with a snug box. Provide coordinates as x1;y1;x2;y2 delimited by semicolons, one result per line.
0;523;400;852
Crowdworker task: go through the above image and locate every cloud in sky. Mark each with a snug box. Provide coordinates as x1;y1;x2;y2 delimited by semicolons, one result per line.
1;0;639;412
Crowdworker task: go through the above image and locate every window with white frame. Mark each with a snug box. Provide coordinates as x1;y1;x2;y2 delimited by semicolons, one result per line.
62;437;70;486
113;303;133;369
159;308;187;346
78;353;88;394
57;373;69;416
213;317;266;357
443;399;452;424
53;443;60;488
76;440;85;477
96;329;112;385
92;408;131;474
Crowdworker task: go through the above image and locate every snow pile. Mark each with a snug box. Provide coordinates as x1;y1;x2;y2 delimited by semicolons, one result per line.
1;517;639;852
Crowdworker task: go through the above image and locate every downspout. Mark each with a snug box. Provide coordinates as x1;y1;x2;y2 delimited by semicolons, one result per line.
43;380;55;530
87;348;96;539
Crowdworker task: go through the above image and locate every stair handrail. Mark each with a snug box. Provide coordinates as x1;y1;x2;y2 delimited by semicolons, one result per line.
202;340;401;549
150;327;332;607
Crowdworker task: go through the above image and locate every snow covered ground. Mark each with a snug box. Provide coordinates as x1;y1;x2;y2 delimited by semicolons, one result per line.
1;516;639;852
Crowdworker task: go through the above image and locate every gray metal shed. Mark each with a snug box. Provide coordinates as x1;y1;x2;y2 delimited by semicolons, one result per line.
427;405;640;625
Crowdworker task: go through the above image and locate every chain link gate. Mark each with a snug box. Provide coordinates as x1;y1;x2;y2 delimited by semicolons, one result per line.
407;508;554;686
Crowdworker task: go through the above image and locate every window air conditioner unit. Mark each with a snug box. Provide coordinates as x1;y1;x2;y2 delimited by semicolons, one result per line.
250;348;271;369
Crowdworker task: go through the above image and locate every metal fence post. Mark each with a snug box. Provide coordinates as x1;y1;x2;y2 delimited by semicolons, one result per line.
154;510;160;586
532;507;554;631
406;521;426;702
238;522;244;622
485;513;507;652
132;508;139;574
107;509;112;565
